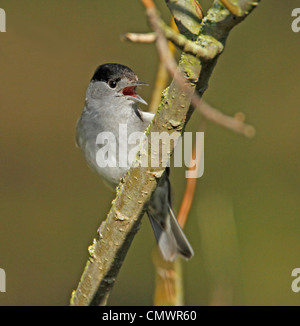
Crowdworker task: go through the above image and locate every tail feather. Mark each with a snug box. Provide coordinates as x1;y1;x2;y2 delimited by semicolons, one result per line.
168;207;194;259
147;208;194;261
148;212;178;261
147;171;194;262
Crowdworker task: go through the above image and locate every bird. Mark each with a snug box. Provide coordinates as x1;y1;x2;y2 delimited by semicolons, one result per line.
76;63;193;261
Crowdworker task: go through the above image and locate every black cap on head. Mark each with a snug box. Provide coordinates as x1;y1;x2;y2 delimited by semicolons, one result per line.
91;63;137;83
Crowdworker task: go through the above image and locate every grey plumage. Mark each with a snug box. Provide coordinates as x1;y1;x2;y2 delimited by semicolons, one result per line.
76;63;193;261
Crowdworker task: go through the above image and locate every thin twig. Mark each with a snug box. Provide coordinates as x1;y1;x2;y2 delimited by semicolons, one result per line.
121;32;156;43
123;25;223;60
220;0;259;16
148;19;177;113
141;0;223;60
177;118;206;228
197;100;256;138
159;18;223;60
148;61;169;113
144;1;256;138
152;249;184;306
220;0;244;16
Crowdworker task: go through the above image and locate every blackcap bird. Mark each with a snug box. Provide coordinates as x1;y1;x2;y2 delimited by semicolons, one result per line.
76;63;193;261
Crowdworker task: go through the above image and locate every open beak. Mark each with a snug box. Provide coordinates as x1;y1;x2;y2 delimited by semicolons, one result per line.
122;81;148;105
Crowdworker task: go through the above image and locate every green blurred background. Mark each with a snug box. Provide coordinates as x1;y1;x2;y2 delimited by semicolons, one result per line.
0;0;299;306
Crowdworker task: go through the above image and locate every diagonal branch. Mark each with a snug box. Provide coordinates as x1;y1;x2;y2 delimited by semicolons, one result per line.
70;0;260;306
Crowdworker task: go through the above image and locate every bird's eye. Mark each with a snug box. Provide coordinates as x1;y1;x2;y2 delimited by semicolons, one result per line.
109;80;117;88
